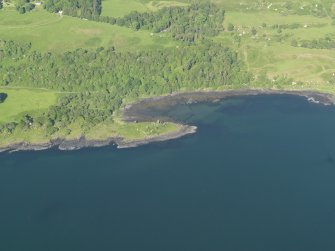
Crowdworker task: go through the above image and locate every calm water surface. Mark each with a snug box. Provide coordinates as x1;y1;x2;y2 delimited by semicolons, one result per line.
1;95;335;251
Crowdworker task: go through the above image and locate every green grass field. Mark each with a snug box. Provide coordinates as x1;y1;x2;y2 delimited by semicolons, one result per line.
0;7;177;52
0;88;58;123
215;4;335;87
99;0;335;89
101;0;188;17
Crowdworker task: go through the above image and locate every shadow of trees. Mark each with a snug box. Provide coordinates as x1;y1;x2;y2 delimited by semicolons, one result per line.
0;93;8;103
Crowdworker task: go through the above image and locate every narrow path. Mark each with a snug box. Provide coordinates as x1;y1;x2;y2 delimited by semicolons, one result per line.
0;86;78;94
242;46;250;71
0;14;64;30
0;86;115;95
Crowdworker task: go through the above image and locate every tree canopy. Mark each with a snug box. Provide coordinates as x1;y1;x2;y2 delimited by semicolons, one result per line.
0;1;253;139
15;0;35;14
43;1;225;43
44;0;101;18
113;3;225;43
0;39;251;134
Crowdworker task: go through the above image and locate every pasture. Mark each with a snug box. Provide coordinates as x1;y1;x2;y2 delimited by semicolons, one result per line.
218;4;335;87
102;0;189;17
0;88;58;123
0;7;177;52
1;0;335;88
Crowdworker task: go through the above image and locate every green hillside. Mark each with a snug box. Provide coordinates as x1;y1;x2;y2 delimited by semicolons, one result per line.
0;7;177;52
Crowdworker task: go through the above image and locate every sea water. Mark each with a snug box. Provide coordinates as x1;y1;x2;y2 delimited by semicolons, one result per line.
1;95;335;251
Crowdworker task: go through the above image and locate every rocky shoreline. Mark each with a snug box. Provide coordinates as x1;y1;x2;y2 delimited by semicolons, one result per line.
1;89;334;153
122;89;335;122
0;125;197;153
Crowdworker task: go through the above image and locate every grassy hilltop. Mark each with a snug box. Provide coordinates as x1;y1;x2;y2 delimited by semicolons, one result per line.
0;0;335;148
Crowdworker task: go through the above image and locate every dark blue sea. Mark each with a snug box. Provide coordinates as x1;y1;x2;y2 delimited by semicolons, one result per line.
1;95;335;251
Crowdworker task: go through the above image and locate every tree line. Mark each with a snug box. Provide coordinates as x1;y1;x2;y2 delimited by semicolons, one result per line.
42;1;225;43
43;0;101;17
0;39;251;135
111;2;225;43
291;36;335;49
95;2;225;43
15;0;35;14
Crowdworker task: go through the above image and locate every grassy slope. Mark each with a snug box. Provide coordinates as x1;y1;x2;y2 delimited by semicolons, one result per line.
0;88;58;123
212;1;335;93
1;0;335;147
102;0;188;17
0;7;177;52
0;3;184;147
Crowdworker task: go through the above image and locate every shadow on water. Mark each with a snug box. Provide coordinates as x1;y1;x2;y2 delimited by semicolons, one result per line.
0;93;8;103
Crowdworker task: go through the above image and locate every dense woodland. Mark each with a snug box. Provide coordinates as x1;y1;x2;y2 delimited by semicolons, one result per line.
15;0;35;14
41;1;225;43
0;40;251;134
43;0;101;17
96;2;225;43
14;0;101;16
12;0;226;43
1;1;238;135
112;3;225;43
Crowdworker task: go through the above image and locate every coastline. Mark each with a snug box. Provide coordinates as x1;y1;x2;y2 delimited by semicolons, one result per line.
0;125;197;153
1;89;334;153
122;89;335;122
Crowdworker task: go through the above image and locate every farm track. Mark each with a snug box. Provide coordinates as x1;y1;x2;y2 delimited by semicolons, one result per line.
0;14;63;29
